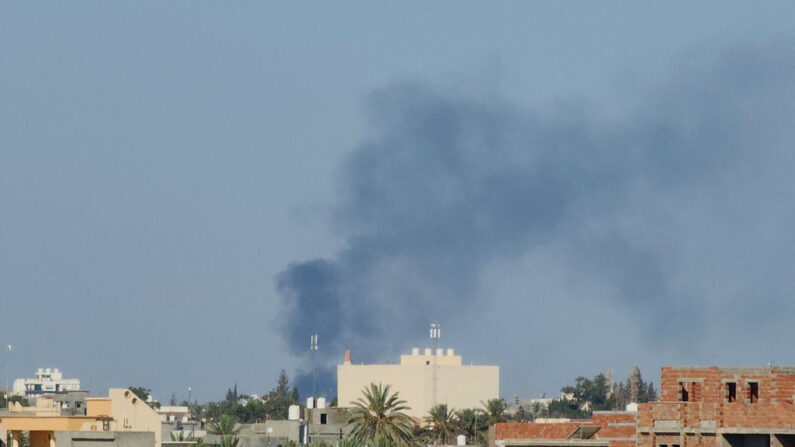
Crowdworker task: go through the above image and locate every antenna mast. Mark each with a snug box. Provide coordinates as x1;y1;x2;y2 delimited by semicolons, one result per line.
310;334;318;400
430;322;440;408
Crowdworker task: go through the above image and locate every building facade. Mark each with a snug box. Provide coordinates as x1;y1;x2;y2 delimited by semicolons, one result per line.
337;347;499;419
0;388;162;447
12;369;81;398
637;366;795;447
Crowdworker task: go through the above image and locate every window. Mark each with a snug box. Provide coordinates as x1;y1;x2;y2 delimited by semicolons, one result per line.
727;382;736;402
749;382;758;403
426;361;430;365
320;413;328;424
680;384;688;402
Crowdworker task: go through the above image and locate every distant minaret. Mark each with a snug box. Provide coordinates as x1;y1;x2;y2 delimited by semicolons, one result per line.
344;347;352;365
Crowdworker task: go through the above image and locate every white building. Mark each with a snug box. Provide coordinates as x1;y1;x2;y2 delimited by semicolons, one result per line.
338;347;499;418
12;368;81;397
157;406;190;423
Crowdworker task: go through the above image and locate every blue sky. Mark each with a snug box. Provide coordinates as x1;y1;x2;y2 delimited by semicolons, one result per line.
3;2;795;403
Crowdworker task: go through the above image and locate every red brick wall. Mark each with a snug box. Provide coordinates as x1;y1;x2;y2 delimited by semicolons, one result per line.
592;412;637;440
494;422;582;440
650;367;795;430
494;413;637;447
637;433;719;447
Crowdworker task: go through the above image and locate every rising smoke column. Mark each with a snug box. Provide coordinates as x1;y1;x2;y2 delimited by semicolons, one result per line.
276;41;795;396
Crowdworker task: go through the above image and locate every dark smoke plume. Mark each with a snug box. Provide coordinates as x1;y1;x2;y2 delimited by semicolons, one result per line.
277;41;795;397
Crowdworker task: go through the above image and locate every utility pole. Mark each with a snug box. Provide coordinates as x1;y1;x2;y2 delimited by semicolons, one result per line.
309;334;319;446
310;334;318;400
6;345;11;409
430;322;440;408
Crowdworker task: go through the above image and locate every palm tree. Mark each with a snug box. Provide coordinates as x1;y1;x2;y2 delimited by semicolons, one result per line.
479;399;507;426
454;408;484;441
170;431;208;447
346;383;416;447
170;431;193;441
338;438;359;447
366;435;390;447
208;414;240;447
428;404;457;445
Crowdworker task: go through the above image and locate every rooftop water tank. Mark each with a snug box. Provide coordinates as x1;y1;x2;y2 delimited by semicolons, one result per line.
288;405;300;420
317;397;326;409
457;435;466;446
306;397;314;409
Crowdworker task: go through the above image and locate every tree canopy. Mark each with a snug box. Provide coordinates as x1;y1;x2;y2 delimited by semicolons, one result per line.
346;383;415;447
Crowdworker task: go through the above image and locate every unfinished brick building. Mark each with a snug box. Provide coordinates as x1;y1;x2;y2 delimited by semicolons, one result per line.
490;411;638;447
637;366;795;447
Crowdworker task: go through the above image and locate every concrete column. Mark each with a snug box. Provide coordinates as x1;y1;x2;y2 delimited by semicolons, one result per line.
11;431;19;447
49;432;56;447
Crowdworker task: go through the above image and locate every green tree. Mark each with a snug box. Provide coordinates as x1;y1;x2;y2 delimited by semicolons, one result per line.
0;391;29;408
547;398;586;419
171;430;207;446
366;434;390;447
428;404;457;445
128;386;151;403
453;408;485;441
514;405;527;422
412;424;433;446
5;432;31;447
208;414;241;447
559;374;615;415
260;372;299;420
346;383;415;447
479;399;507;425
291;386;300;403
275;370;289;398
529;402;543;420
225;383;239;403
644;382;658;402
612;367;657;410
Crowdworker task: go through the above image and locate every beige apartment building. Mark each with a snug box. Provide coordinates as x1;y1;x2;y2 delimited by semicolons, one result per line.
337;347;499;419
0;388;162;447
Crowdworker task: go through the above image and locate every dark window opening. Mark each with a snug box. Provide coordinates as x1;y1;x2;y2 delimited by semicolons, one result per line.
320;414;328;424
680;384;688;402
728;382;737;402
426;361;430;365
749;382;758;403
